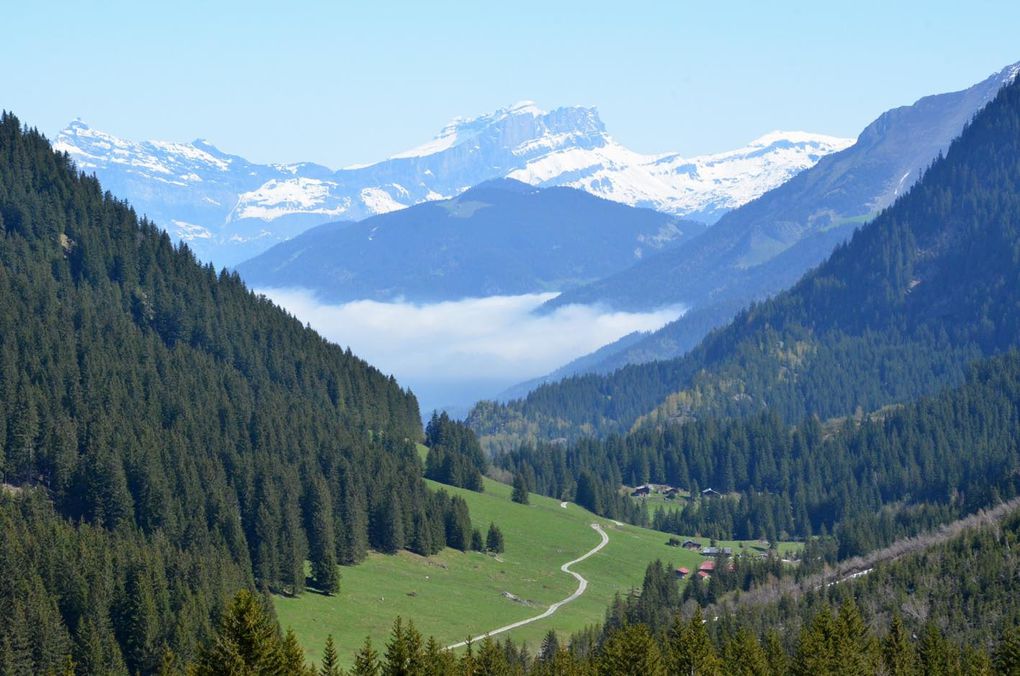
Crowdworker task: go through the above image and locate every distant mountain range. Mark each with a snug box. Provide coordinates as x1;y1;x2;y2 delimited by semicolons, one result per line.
499;61;1020;398
470;68;1020;448
236;179;704;303
54;103;850;266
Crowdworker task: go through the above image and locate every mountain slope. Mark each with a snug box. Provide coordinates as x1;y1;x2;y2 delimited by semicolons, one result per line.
545;62;1020;315
236;179;704;303
468;70;1020;448
499;61;1020;400
0;112;483;672
55;104;849;266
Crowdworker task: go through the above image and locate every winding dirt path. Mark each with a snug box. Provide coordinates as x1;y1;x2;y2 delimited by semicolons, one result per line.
445;523;609;649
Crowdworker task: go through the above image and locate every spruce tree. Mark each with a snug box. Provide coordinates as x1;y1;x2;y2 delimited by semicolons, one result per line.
319;635;342;676
539;630;559;662
512;472;530;505
994;625;1020;675
883;613;916;676
280;629;308;674
194;590;285;676
486;523;505;553
351;636;381;676
598;623;665;675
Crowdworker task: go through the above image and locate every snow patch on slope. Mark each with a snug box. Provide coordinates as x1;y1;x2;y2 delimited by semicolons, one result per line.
233;178;349;221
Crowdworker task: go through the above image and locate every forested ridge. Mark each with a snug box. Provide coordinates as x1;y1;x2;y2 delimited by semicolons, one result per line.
469;73;1020;450
0;113;481;673
496;350;1020;557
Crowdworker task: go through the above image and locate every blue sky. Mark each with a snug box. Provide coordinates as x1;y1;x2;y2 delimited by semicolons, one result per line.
4;0;1019;166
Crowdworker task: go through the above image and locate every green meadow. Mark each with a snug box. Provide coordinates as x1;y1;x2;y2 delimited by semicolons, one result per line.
274;467;798;667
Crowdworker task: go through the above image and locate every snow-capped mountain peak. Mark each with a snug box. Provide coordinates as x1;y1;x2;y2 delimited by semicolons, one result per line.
54;105;851;266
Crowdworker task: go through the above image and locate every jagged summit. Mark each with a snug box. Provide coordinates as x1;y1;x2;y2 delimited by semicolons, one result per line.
54;103;850;265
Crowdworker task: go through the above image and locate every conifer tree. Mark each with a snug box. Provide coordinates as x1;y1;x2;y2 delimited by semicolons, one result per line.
669;608;721;675
538;630;559;662
280;629;308;675
119;563;160;675
995;625;1020;675
351;636;381;676
305;477;340;594
319;635;342;676
598;623;665;675
722;627;769;676
422;636;456;674
475;636;512;675
512;472;530;505
194;590;285;676
486;523;505;553
883;613;916;676
918;622;958;676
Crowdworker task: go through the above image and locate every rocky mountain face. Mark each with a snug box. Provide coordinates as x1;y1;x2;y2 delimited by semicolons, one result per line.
54;103;850;266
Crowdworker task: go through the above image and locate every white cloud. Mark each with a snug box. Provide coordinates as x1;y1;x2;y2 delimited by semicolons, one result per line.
258;288;684;411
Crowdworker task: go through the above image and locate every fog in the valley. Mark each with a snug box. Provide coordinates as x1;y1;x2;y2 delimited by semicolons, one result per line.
260;288;684;417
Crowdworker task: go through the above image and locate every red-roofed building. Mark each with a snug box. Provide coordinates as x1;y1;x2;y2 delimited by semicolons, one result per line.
697;570;711;579
698;560;715;573
675;567;690;578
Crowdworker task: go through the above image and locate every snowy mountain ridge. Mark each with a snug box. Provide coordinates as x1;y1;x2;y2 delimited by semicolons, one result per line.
54;104;851;265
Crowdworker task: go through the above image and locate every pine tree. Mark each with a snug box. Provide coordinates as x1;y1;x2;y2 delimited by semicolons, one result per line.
306;477;340;595
994;625;1020;675
762;630;788;676
598;623;665;675
669;609;721;675
512;472;530;505
382;617;424;675
539;630;559;662
486;523;505;554
918;622;957;676
422;636;455;674
119;563;160;675
883;613;916;676
475;636;512;675
722;627;769;676
351;636;381;676
194;590;285;676
835;598;876;673
319;635;342;676
281;629;308;674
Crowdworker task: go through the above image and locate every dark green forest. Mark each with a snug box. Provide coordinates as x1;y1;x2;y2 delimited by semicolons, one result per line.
496;350;1020;556
0;113;481;673
469;74;1020;449
423;412;487;492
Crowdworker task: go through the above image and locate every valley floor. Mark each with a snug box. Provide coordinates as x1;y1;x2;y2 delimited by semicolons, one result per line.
274;475;798;666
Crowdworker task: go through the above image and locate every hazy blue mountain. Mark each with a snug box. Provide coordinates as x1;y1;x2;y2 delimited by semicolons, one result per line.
54;103;848;266
236;179;705;303
468;70;1020;448
515;61;1020;389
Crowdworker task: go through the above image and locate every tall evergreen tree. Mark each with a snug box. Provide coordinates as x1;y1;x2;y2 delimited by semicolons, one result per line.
319;635;342;676
512;472;530;505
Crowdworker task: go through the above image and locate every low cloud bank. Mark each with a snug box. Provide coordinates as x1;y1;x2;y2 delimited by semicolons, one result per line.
259;289;684;411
